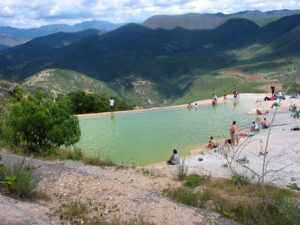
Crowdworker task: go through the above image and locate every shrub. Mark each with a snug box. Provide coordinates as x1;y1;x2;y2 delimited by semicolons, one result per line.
1;159;41;197
2;92;81;153
230;173;251;185
82;153;101;165
278;202;300;225
0;163;8;181
82;154;116;167
184;174;211;188
67;147;83;161
163;187;198;207
173;160;188;181
64;91;134;114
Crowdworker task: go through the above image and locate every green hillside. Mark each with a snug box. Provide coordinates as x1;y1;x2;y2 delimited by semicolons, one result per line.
22;69;171;108
1;15;300;107
173;58;300;105
22;69;119;97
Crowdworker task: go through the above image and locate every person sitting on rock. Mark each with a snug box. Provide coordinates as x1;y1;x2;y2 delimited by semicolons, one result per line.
250;121;259;132
261;118;271;129
207;136;217;149
224;138;232;145
167;149;180;165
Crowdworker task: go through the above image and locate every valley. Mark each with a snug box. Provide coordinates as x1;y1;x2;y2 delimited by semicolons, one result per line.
0;14;299;107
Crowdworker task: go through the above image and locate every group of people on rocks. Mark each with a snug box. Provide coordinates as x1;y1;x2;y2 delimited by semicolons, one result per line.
265;86;285;101
207;120;241;149
168;85;282;165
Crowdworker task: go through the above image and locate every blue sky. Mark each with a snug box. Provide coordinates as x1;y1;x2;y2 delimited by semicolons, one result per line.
0;0;300;28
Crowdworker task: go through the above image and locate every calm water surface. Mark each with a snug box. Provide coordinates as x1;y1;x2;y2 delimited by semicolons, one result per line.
78;101;253;166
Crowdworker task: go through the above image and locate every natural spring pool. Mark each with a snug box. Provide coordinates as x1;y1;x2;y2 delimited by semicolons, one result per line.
77;101;253;166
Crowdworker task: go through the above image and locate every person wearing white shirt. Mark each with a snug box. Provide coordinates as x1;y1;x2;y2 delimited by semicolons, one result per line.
109;98;115;112
167;149;180;165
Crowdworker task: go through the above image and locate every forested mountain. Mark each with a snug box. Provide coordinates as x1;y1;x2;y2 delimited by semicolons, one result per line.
1;18;261;81
1;14;300;107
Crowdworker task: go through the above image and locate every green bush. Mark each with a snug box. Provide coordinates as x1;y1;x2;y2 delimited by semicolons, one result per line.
173;160;188;181
283;82;300;95
63;91;134;114
82;153;116;167
67;147;83;161
2;92;81;153
1;159;41;197
163;187;198;207
184;174;202;188
0;163;8;181
184;174;211;188
278;202;300;225
230;173;251;185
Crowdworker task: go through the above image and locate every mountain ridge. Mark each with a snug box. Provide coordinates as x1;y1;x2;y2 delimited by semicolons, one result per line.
0;15;300;106
143;9;300;30
0;20;123;48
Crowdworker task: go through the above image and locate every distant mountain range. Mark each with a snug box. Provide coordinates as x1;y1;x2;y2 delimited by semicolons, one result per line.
1;9;299;50
143;9;300;30
0;20;123;49
0;14;300;107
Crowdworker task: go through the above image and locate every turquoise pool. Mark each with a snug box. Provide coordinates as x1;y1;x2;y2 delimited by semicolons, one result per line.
77;101;253;166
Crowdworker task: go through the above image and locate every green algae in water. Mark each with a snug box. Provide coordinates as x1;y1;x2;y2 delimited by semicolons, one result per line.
77;101;253;166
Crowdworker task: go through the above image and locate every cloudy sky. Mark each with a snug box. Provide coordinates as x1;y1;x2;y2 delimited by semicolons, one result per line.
0;0;300;28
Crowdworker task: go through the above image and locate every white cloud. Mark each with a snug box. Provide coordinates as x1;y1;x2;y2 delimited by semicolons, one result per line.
0;0;299;28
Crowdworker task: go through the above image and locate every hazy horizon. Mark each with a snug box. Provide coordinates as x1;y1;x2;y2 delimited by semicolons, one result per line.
0;0;299;29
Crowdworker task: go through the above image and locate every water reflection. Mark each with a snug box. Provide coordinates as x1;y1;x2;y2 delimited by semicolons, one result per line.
212;102;217;110
110;112;116;125
233;101;239;110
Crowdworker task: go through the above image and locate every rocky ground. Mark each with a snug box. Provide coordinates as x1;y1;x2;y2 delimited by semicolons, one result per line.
0;153;239;225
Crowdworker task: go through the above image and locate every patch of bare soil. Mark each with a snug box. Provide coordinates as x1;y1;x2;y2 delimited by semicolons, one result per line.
246;75;266;82
222;69;242;75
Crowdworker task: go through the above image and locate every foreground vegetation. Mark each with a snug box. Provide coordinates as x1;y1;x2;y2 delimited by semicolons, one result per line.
1;91;81;154
0;79;299;224
0;159;41;198
56;198;154;225
163;172;300;225
0;84;133;154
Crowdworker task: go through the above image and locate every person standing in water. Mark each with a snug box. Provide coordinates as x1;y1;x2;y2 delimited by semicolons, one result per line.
233;90;238;102
230;121;239;146
212;94;218;104
223;94;227;102
194;103;199;110
109;97;115;112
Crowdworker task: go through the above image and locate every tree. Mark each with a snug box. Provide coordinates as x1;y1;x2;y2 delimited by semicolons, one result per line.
64;91;134;114
3;92;81;153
